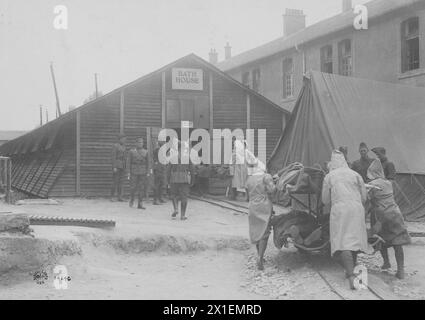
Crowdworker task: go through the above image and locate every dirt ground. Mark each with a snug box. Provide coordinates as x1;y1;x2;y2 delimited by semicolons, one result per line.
1;198;425;300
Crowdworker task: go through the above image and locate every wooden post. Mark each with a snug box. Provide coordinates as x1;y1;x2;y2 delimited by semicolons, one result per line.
161;72;166;128
76;111;81;195
120;90;125;134
94;73;99;99
246;94;251;129
146;127;153;197
6;158;11;203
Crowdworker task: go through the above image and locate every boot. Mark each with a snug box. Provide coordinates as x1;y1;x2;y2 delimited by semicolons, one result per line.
348;275;356;290
180;201;188;220
117;185;124;201
380;247;391;269
153;199;159;205
396;269;405;280
129;197;134;207
137;198;146;210
171;198;178;218
394;245;405;279
229;188;237;201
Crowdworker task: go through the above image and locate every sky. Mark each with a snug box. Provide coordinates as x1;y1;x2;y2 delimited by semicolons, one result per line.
0;0;370;131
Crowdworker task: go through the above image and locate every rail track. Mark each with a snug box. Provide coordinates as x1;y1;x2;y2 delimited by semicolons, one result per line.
29;215;116;229
314;267;386;300
192;195;397;300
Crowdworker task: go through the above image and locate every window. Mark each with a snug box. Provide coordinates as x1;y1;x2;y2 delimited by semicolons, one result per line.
242;72;251;88
338;39;352;76
282;58;294;99
321;45;333;74
401;17;420;73
252;68;261;93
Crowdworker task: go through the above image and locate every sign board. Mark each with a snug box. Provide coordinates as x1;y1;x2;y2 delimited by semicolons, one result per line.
172;68;203;91
181;121;193;128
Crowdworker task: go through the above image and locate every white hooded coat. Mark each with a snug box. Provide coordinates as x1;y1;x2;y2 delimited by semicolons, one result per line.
230;140;248;189
322;151;370;256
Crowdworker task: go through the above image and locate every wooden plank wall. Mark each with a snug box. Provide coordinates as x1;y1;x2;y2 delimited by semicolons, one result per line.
76;75;162;197
212;73;247;130
123;75;162;195
124;74;162;141
250;96;283;161
49;149;77;197
80;94;121;197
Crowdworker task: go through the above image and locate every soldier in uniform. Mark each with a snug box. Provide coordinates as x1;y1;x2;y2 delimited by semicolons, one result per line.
153;140;166;205
110;134;127;202
127;137;149;209
167;140;194;220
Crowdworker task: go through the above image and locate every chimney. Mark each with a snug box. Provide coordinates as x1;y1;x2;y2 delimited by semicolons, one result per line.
224;42;232;60
283;8;306;37
209;48;218;64
342;0;352;12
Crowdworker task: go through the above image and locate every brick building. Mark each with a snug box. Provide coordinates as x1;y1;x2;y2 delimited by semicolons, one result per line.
216;0;425;114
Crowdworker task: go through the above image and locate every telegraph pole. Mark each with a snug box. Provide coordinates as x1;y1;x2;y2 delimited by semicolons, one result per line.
94;73;99;99
39;105;43;126
50;62;62;117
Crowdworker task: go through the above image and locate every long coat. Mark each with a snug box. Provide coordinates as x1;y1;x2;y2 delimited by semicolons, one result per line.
127;148;148;175
246;173;276;244
367;159;410;246
322;152;371;256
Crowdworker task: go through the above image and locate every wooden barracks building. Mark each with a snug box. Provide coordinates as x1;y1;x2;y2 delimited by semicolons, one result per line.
0;54;289;198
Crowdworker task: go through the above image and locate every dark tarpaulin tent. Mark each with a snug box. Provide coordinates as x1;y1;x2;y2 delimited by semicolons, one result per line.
268;71;425;220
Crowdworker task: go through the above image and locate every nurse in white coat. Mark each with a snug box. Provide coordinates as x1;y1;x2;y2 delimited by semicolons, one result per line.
322;150;370;290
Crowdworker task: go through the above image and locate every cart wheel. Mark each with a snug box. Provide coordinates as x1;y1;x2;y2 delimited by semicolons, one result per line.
322;246;331;257
297;248;309;255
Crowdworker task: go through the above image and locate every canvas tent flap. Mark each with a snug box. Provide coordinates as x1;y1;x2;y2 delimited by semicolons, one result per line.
269;71;425;218
269;71;425;174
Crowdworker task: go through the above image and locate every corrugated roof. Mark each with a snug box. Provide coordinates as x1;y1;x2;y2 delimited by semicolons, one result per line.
217;0;424;72
0;131;26;141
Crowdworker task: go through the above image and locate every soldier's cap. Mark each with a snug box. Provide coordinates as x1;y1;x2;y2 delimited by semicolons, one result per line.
117;133;126;139
359;142;368;150
136;137;144;142
371;147;386;156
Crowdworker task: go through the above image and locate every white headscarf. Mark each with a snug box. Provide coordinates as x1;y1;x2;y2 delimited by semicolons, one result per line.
328;150;349;171
168;137;179;160
233;139;245;164
246;150;266;176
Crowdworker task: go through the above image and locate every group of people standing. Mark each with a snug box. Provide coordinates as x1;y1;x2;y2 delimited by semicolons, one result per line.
326;142;411;288
245;141;411;290
110;134;194;220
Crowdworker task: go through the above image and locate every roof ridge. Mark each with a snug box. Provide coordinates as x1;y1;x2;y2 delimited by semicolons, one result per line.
217;0;423;71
